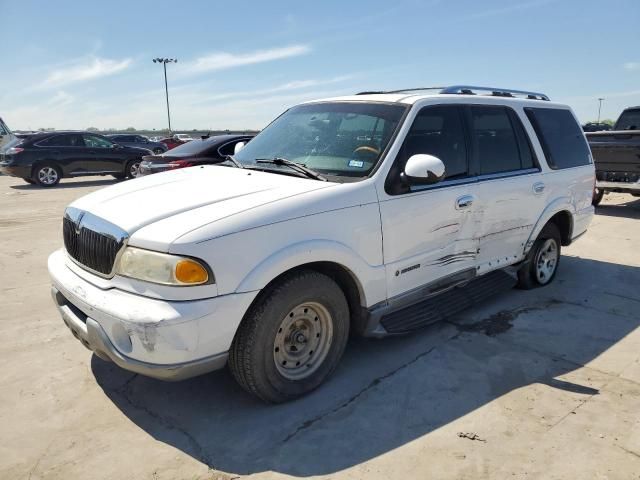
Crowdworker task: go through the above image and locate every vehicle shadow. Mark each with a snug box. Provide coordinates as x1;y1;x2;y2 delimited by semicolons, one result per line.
10;179;120;190
596;197;640;219
92;256;640;477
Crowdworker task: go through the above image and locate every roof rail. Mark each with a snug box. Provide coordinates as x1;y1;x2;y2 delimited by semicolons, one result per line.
355;85;550;101
440;85;549;101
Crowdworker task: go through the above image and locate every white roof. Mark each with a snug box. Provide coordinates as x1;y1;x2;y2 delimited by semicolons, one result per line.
302;92;569;109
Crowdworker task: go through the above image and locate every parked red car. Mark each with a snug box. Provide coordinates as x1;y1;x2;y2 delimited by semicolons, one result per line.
159;137;187;150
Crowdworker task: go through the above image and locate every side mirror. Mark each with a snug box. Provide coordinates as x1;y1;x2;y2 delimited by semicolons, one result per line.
233;141;246;154
403;154;445;185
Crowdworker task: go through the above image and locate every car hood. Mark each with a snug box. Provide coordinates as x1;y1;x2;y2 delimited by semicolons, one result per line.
69;166;336;238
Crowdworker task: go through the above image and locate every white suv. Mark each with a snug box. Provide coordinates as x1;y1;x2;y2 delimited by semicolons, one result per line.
49;86;595;402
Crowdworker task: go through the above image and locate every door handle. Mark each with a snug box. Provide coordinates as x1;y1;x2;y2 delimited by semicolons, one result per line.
533;182;545;194
456;195;474;210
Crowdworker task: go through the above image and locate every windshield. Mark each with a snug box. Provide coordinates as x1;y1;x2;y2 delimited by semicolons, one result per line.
234;102;407;179
615;109;640;130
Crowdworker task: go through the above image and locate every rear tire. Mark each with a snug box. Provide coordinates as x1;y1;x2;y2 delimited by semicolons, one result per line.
32;164;61;187
592;188;604;206
517;223;561;289
229;270;350;403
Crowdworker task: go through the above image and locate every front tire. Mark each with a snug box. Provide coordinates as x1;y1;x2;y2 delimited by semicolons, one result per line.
126;159;142;179
33;164;61;187
229;270;350;403
517;223;561;289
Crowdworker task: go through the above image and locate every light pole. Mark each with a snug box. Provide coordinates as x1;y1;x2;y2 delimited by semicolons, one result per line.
597;97;605;123
153;58;177;133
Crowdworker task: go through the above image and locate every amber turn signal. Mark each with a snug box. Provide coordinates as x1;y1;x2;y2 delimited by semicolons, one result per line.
175;259;209;284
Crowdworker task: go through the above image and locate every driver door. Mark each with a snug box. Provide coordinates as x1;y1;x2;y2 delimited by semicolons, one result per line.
82;134;123;173
377;105;480;299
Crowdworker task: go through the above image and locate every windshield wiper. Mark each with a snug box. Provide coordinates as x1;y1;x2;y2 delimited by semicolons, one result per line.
255;157;327;181
222;155;244;169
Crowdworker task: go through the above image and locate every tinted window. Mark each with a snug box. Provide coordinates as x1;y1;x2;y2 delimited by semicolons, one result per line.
525;108;591;169
0;120;7;135
83;135;114;148
510;111;536;169
134;136;148;143
167;138;216;156
39;134;85;147
615;109;640;130
401;105;467;179
470;106;525;174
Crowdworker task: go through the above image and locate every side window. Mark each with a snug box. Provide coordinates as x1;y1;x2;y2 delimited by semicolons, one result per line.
402;106;468;179
39;134;83;147
83;135;114;148
469;106;521;174
0;120;7;135
135;136;147;143
525;107;591;169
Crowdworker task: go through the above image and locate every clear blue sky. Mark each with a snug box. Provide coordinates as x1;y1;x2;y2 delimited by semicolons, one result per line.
1;0;638;131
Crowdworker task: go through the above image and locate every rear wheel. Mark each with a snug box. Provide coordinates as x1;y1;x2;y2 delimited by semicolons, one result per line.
229;270;350;403
33;164;61;187
126;159;142;179
517;223;561;289
592;187;604;206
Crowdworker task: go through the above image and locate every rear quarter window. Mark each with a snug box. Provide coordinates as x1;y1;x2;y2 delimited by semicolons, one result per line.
525;107;591;169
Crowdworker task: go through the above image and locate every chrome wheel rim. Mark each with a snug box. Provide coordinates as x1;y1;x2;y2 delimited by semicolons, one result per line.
535;238;558;284
38;167;58;185
129;161;141;177
274;302;333;381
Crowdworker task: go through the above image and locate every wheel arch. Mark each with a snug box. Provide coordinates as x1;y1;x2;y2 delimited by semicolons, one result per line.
234;240;384;336
525;199;574;254
31;159;64;178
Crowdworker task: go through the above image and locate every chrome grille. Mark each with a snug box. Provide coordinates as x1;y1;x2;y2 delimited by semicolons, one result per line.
63;208;128;276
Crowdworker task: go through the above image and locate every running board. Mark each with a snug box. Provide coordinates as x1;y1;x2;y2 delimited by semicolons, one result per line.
378;270;516;334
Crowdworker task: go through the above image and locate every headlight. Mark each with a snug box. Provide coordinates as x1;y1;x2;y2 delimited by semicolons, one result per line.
116;247;212;286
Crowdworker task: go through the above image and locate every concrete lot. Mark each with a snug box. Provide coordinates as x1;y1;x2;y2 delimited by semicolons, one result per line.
1;174;639;480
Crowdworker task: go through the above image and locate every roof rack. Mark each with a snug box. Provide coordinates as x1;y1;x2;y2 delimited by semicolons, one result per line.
355;85;550;101
441;85;550;101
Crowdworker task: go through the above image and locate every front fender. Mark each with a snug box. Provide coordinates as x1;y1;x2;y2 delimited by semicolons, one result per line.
235;239;387;308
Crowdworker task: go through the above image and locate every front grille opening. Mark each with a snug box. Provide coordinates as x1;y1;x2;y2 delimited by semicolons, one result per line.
63;216;125;275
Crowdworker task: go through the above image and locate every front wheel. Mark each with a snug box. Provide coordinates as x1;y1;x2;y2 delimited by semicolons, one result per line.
229;270;350;403
126;159;142;179
517;223;561;289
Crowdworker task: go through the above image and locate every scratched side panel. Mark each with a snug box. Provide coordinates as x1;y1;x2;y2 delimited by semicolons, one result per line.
378;183;479;299
473;172;545;273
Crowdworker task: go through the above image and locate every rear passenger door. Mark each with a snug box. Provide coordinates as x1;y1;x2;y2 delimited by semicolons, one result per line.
467;105;545;273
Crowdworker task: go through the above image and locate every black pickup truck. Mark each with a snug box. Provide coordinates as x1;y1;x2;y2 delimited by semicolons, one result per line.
586;106;640;205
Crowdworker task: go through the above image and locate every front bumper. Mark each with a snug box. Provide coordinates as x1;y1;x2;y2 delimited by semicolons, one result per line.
596;180;640;193
48;249;258;381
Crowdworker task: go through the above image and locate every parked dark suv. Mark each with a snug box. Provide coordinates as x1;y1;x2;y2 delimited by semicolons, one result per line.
107;134;168;154
0;131;152;186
